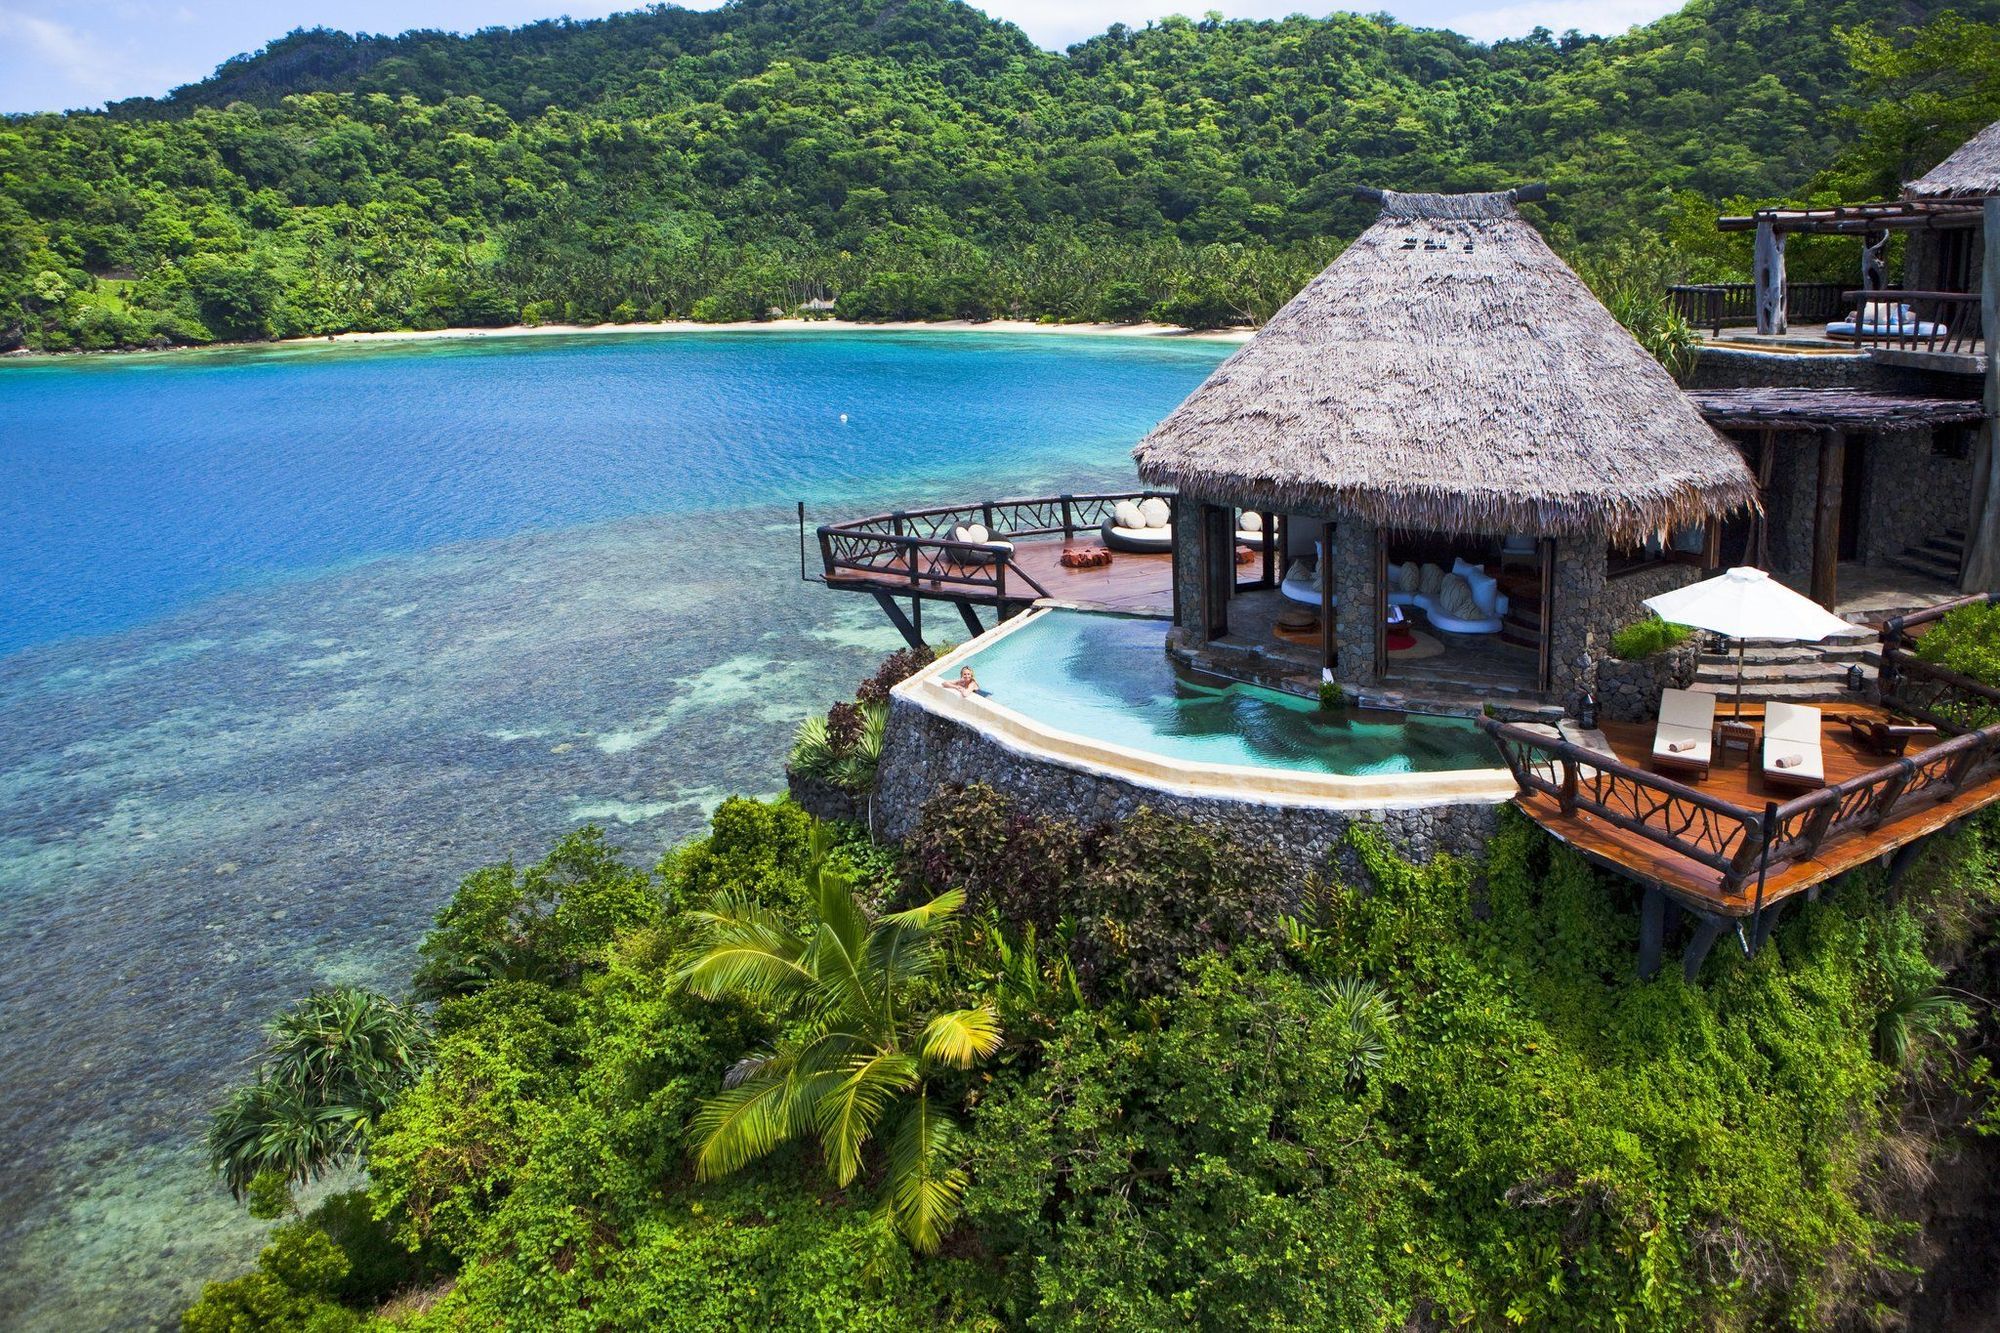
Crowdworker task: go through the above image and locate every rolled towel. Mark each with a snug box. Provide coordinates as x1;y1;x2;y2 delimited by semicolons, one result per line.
1774;753;1804;769
1666;739;1696;754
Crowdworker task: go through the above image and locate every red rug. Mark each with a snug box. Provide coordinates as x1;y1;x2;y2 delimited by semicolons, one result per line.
1386;627;1417;651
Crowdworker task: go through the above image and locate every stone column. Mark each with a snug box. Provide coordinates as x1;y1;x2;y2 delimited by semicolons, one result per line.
1548;536;1609;711
1169;495;1209;637
1331;514;1379;690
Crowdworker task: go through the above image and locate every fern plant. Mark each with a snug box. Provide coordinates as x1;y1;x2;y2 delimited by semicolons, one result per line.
678;828;1002;1252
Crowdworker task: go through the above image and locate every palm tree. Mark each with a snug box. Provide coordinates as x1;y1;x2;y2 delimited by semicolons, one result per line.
679;830;1001;1252
208;987;428;1199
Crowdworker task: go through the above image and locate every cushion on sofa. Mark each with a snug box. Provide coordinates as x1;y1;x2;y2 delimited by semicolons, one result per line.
1238;510;1262;533
1419;562;1446;597
1285;557;1316;586
1138;496;1171;528
1435;574;1481;621
1463;568;1500;616
1392;560;1418;594
1113;500;1144;529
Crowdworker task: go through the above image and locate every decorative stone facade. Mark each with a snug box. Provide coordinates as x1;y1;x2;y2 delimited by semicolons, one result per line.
1595;639;1701;723
786;770;860;824
1856;429;1971;567
1599;562;1705;632
1546;537;1608;710
1331;515;1379;689
872;694;1503;883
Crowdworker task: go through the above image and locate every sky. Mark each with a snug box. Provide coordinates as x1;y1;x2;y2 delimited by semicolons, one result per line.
0;0;1682;114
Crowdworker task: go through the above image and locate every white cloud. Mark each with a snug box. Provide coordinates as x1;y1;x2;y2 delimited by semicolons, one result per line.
1437;0;1675;42
0;8;123;101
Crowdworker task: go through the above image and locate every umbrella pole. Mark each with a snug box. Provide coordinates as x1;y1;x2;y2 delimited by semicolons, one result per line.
1735;637;1746;719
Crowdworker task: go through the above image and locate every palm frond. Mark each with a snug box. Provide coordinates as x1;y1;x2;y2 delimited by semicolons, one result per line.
918;1006;1004;1070
883;1090;969;1254
814;1051;921;1186
689;1075;802;1180
867;889;965;995
678;894;812;1000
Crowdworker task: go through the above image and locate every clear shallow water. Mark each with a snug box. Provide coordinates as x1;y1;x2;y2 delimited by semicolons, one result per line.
959;611;1498;774
0;331;1228;1329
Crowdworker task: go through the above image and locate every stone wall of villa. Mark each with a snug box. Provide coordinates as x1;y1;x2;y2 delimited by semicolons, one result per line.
1763;442;1819;581
1858;429;1970;567
871;694;1504;883
1599;562;1704;635
1169;495;1206;633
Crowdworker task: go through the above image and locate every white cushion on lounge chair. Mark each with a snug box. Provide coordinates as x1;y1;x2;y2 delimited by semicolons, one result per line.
1138;496;1171;528
1113;499;1144;529
1762;702;1825;783
1239;511;1262;533
1106;525;1170;544
1652;688;1715;770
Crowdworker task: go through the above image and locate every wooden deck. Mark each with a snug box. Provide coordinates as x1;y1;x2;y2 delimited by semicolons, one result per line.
1510;701;2000;916
824;536;1174;616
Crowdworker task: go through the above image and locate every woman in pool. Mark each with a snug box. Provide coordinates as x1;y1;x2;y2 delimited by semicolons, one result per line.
941;666;981;697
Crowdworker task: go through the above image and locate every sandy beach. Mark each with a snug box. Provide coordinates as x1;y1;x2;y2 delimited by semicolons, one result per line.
314;316;1257;348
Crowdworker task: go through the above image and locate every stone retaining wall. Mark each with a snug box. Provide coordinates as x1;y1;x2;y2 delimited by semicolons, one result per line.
872;694;1504;885
1595;639;1701;723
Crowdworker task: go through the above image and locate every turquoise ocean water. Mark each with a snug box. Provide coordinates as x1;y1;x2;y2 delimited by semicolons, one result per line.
0;331;1228;1328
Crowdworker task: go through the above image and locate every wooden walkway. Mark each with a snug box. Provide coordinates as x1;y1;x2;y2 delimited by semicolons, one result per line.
1511;701;2000;917
825;537;1174;616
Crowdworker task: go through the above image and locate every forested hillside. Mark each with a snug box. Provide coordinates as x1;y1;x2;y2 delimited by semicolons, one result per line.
2;0;1997;351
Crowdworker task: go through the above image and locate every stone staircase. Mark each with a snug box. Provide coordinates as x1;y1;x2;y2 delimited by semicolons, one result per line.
1691;635;1881;703
1887;526;1965;585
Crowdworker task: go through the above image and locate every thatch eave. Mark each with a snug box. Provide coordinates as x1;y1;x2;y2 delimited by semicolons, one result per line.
1906;118;2000;200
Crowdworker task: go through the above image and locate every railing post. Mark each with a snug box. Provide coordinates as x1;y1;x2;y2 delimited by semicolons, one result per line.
1748;801;1777;937
1061;494;1074;540
1559;753;1579;814
982;501;996;534
1864;760;1916;829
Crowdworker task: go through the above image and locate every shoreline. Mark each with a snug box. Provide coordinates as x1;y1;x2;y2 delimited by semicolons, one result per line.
5;316;1256;362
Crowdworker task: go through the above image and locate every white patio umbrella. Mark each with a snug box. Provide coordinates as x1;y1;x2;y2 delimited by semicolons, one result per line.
1643;566;1867;718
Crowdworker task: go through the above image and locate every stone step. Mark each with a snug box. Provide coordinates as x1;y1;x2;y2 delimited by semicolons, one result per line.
1890;548;1961;580
1688;679;1864;702
1921;535;1965;559
1698;644;1878;667
1696;661;1870;684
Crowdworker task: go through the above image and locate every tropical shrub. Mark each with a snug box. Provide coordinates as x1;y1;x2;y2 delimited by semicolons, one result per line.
180;1225;359;1333
1610;614;1695;660
410;825;660;1001
1914;597;2000;688
856;644;936;706
206;987;428;1198
905;784;1292;998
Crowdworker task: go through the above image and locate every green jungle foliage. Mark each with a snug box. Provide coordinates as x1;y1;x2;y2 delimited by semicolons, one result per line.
8;0;2000;351
1609;614;1696;661
187;780;2000;1330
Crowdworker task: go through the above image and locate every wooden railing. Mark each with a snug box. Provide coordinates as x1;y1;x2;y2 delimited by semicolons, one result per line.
1483;692;2000;901
817;490;1167;605
1667;281;1848;335
1837;289;1985;356
1879;592;2000;731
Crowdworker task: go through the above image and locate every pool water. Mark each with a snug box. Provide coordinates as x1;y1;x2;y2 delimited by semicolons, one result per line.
952;611;1500;776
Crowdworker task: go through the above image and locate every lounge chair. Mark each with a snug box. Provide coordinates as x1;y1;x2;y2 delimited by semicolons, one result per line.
1826;302;1946;341
1843;713;1938;758
948;521;1015;566
1762;701;1825;792
1100;496;1173;553
1651;687;1715;780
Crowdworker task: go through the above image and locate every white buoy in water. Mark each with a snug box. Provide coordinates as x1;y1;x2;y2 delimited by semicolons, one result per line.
839;413;849;423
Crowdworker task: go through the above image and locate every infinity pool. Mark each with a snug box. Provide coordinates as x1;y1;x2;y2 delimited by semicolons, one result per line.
947;610;1499;776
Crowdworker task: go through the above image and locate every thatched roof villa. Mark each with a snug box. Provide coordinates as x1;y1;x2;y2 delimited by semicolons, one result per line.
1136;186;1758;708
1907;117;2000;200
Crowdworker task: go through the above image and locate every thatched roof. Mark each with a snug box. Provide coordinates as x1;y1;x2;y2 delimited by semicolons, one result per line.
1907;118;2000;200
1133;189;1759;543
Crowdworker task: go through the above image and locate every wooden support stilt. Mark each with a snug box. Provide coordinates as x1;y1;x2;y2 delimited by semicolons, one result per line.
1754;219;1788;336
872;590;924;650
1683;912;1729;983
956;601;985;639
1751;902;1785;954
1638;887;1667;980
1883;839;1930;906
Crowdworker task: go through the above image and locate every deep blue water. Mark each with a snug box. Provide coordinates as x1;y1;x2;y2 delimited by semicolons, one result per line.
0;330;1228;1328
0;331;1223;654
